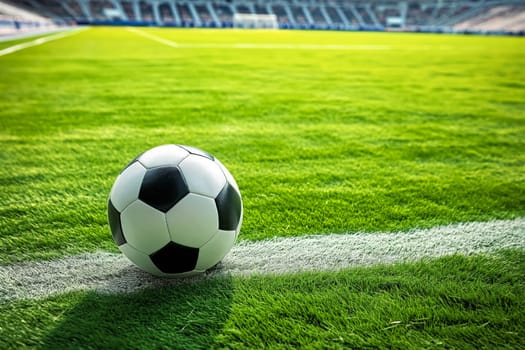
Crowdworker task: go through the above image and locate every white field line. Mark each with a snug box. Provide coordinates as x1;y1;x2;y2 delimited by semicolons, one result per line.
0;218;524;302
126;27;391;50
126;27;179;47
0;27;87;57
0;27;81;43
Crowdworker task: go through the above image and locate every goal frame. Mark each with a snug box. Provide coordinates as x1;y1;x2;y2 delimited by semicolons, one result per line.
233;13;279;29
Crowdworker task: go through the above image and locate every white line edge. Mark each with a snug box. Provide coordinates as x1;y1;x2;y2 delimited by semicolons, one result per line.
0;27;89;57
0;218;523;301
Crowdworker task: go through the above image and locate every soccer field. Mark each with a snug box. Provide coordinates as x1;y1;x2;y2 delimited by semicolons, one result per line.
0;27;524;348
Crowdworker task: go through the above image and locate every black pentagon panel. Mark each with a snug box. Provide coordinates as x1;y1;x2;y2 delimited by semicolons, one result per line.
150;242;199;273
178;145;214;161
215;183;242;231
108;199;126;246
139;166;189;212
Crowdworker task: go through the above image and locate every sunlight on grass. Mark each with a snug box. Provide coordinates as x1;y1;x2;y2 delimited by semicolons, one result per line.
0;251;523;349
0;27;524;263
0;27;523;350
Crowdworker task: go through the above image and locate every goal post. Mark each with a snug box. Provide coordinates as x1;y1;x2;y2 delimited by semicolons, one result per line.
233;13;279;29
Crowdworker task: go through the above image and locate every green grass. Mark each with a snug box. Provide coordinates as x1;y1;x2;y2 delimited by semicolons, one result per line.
0;27;523;263
1;250;523;349
0;27;524;349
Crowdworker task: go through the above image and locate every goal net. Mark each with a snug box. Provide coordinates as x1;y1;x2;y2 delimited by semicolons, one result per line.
233;13;279;29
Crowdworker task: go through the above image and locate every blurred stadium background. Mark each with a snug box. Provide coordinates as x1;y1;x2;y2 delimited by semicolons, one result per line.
1;0;524;37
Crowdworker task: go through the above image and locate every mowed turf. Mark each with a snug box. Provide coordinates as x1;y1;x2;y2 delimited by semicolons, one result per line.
1;251;524;349
0;27;523;263
0;27;524;348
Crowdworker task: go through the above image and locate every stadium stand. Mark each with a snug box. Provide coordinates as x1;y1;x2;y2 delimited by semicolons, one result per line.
1;0;524;35
454;4;525;32
0;1;58;36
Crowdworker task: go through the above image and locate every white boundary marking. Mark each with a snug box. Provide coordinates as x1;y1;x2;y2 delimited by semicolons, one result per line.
0;27;87;57
126;27;391;50
127;27;179;47
0;27;77;42
0;218;523;301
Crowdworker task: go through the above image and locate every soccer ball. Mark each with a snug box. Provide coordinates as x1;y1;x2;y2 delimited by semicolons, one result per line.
107;144;242;277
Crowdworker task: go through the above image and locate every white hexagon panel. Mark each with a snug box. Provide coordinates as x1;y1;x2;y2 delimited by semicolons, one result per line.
109;161;147;212
195;230;237;271
166;193;219;248
120;201;171;254
137;144;189;169
179;154;226;198
215;158;240;192
119;243;163;276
